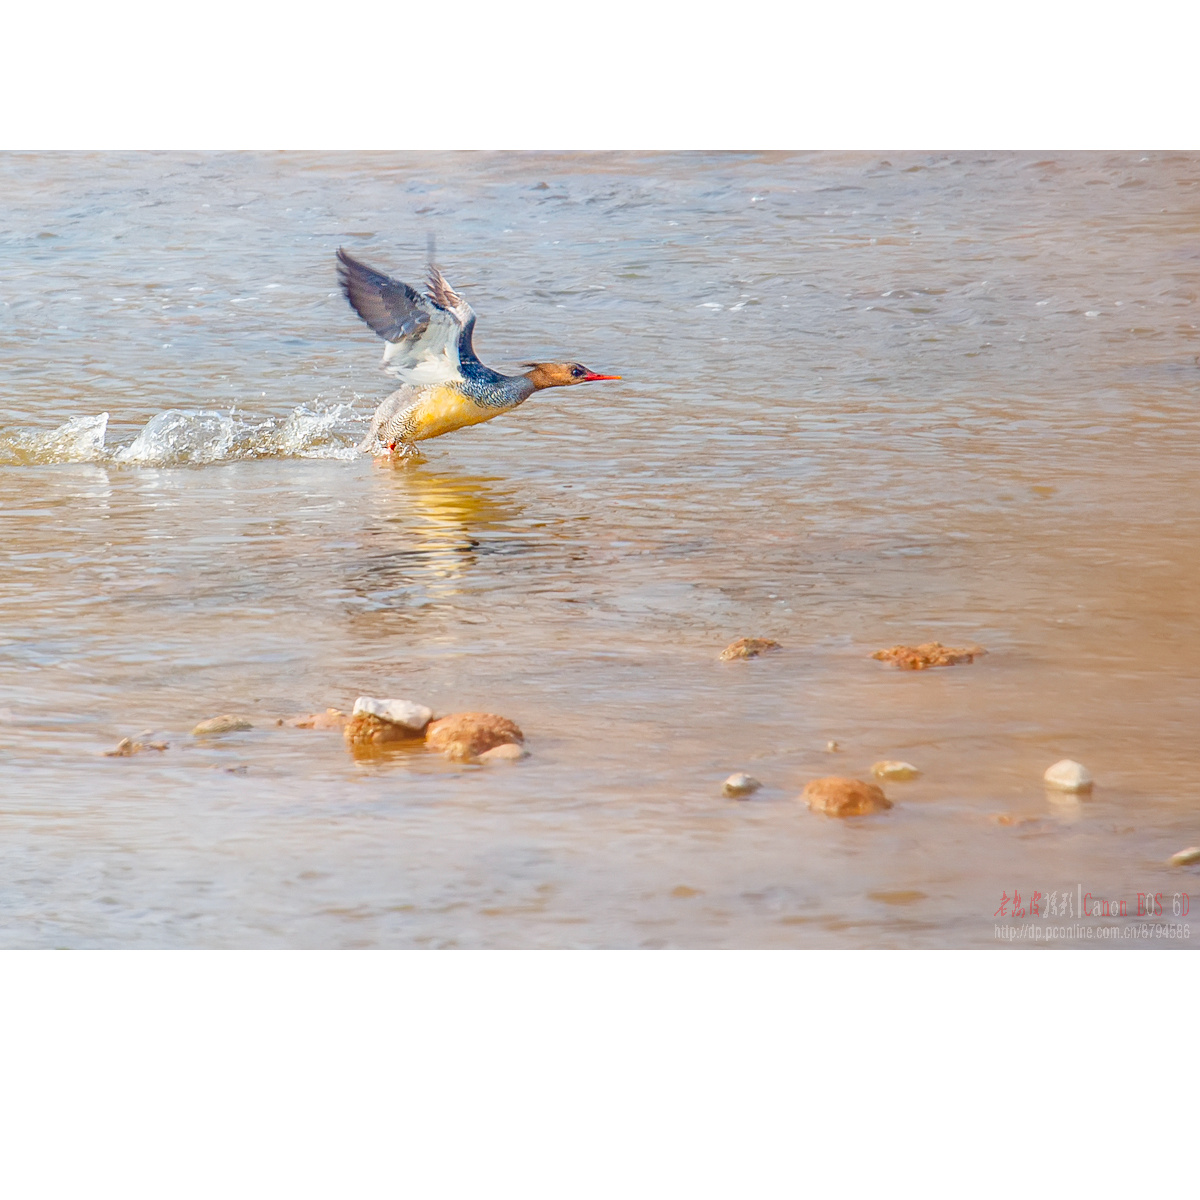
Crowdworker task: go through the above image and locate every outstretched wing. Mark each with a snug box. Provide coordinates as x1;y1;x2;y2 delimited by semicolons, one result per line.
336;248;476;385
425;263;483;371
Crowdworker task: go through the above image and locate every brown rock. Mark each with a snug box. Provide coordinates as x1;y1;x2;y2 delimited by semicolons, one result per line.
343;712;425;752
871;642;986;670
284;709;348;730
720;637;781;661
803;776;892;817
425;712;524;762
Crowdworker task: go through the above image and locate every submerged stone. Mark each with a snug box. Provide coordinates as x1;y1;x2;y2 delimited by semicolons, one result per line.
989;813;1042;828
478;743;528;764
104;737;168;757
192;714;252;736
871;642;985;670
1168;847;1200;867
803;776;892;817
719;637;781;661
872;760;921;781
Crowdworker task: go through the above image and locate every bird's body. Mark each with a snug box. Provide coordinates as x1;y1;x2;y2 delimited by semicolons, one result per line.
360;382;517;449
336;248;619;454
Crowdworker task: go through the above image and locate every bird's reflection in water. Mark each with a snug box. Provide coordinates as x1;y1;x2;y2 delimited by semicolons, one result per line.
346;459;532;620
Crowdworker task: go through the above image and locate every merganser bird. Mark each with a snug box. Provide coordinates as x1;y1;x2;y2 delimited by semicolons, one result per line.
336;248;620;455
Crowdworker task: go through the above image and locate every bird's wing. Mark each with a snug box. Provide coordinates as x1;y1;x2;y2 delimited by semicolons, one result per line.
336;248;471;385
426;263;483;370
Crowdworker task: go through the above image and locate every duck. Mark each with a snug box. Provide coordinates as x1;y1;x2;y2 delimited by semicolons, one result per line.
336;248;621;455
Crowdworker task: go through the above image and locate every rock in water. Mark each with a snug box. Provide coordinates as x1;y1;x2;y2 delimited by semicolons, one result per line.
1043;759;1093;792
871;642;985;670
425;712;524;762
104;737;168;757
478;743;528;764
352;696;433;735
1168;847;1200;867
192;714;252;736
803;776;892;817
722;773;762;799
872;760;920;781
719;637;781;661
343;714;425;751
342;697;434;753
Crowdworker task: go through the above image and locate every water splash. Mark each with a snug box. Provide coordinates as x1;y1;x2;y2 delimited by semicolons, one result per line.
0;403;366;466
256;403;360;460
118;409;237;464
0;413;111;464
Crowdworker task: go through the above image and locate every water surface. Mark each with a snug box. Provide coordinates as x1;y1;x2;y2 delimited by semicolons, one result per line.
2;151;1198;947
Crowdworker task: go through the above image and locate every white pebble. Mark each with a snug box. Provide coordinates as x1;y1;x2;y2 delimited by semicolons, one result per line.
1168;846;1200;867
723;773;761;798
352;696;433;733
872;760;920;781
1043;759;1093;792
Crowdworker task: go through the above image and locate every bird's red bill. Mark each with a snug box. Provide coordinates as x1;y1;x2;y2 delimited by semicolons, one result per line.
582;372;621;381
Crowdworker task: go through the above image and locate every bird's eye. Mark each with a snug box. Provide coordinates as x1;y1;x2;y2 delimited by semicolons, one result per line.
571;365;585;378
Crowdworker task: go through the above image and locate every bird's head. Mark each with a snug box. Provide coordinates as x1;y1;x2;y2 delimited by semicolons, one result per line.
522;362;622;391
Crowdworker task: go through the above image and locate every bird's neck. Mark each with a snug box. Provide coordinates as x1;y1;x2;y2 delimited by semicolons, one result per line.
458;365;536;408
522;364;567;392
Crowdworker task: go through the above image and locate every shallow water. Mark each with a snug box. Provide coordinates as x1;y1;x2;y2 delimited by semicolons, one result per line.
2;151;1198;947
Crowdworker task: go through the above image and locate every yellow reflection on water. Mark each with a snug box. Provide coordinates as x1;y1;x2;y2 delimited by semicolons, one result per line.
364;460;523;593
